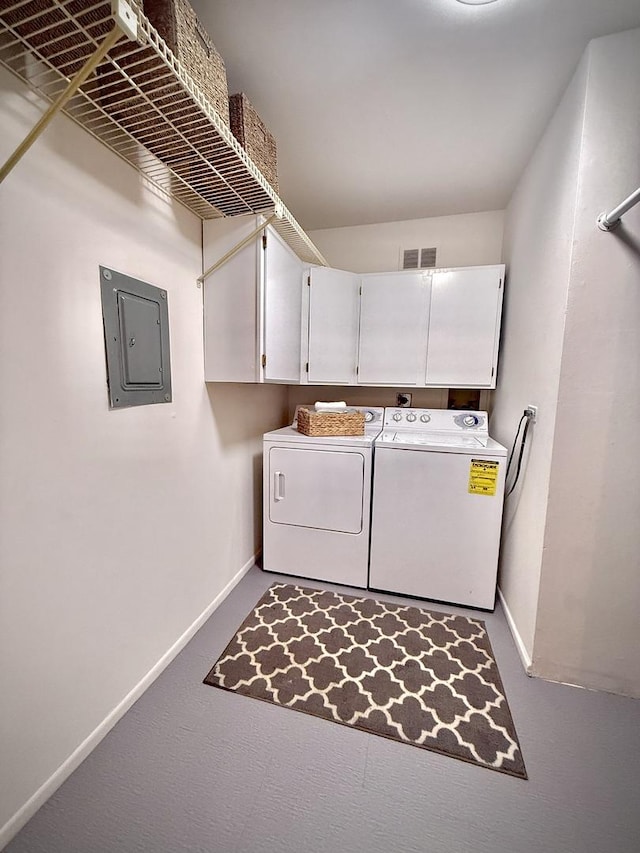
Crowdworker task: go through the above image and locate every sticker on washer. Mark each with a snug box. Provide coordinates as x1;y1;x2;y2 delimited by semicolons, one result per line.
468;459;499;496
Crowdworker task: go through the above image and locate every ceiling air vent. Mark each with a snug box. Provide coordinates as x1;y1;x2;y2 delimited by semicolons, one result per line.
419;247;437;269
402;247;437;270
402;248;420;269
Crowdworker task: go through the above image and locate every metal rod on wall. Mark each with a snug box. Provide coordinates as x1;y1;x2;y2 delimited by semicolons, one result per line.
197;212;279;285
597;186;640;231
0;25;125;184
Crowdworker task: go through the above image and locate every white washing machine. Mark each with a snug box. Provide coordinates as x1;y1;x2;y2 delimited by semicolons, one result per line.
263;407;384;588
369;408;507;609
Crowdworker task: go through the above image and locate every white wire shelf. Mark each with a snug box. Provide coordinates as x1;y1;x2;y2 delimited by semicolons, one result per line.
0;0;327;266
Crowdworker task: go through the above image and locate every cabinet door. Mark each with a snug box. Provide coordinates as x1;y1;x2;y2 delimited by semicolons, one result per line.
203;216;261;382
358;272;431;385
307;267;360;384
262;228;304;382
425;266;504;388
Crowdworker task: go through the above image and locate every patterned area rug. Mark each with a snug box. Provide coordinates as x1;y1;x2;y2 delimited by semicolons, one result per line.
204;583;527;779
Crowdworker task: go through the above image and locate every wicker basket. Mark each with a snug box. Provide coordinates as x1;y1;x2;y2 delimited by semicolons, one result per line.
297;407;365;437
229;92;279;191
144;0;229;125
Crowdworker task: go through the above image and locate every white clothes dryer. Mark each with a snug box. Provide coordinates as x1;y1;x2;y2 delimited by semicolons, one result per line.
369;408;507;609
263;407;384;588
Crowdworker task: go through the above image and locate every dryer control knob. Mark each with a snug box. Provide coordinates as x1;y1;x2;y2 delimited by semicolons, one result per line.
392;412;403;422
420;414;431;423
463;415;479;427
406;413;417;422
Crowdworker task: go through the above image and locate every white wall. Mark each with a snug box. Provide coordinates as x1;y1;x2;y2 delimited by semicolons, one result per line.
0;68;288;843
490;57;589;662
308;210;504;273
534;28;640;696
288;386;450;420
493;27;640;697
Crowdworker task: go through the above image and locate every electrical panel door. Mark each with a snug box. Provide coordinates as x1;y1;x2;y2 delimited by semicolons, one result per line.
100;266;171;408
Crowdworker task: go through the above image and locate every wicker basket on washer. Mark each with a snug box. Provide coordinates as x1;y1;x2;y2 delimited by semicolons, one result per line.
144;0;230;125
229;92;279;191
296;407;365;437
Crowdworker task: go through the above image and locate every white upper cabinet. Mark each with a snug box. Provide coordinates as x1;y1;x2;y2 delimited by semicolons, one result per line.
204;235;504;389
357;272;431;385
263;230;304;382
425;265;504;388
307;267;360;385
203;214;303;383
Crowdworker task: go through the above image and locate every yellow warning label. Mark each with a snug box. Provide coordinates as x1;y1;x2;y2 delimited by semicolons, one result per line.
469;459;499;496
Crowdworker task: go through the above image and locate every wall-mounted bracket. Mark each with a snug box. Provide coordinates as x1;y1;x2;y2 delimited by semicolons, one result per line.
597;212;620;232
197;211;280;287
0;18;133;184
111;0;138;41
597;186;640;231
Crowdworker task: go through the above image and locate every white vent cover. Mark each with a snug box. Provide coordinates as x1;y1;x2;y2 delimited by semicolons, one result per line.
402;247;437;270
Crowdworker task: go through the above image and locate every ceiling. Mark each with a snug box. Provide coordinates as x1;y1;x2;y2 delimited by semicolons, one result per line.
191;0;640;231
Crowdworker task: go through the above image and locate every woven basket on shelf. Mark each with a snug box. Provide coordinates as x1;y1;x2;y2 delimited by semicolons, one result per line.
297;408;365;437
144;0;229;124
229;92;278;191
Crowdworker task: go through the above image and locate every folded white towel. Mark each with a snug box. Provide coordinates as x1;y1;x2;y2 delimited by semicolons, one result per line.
314;401;347;412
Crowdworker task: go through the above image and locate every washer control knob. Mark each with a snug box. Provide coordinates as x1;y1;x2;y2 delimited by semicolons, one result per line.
392;412;403;422
406;413;417;422
363;410;374;423
420;414;431;423
463;415;479;427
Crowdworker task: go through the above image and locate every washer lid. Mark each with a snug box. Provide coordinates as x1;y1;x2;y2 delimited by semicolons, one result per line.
376;430;507;455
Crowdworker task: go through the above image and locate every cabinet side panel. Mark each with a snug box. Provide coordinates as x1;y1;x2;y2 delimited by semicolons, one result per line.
203;216;260;382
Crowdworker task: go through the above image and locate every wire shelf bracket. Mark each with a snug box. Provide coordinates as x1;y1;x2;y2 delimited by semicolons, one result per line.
197;211;280;286
0;13;132;183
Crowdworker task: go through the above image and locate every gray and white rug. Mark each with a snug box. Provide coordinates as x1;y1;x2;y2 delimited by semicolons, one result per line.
204;583;527;778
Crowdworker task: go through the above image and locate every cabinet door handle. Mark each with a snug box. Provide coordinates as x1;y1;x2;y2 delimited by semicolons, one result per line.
274;471;285;502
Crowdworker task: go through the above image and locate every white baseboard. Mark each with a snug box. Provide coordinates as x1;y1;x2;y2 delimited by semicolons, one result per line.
0;554;257;851
497;586;533;675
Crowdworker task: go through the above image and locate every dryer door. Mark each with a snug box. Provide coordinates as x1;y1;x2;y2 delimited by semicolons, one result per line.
268;447;364;533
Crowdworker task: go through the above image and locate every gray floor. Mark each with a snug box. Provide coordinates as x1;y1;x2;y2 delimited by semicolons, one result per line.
6;567;640;853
